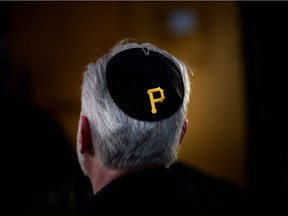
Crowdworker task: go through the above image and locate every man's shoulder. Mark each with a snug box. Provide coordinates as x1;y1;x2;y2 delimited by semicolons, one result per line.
86;167;223;215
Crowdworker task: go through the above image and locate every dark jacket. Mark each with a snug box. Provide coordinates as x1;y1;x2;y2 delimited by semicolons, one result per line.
84;167;228;215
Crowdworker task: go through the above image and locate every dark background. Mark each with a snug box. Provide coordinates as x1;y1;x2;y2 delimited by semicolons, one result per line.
240;1;287;214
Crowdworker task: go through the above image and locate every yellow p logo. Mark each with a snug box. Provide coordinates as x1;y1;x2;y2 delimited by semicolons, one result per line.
147;87;165;114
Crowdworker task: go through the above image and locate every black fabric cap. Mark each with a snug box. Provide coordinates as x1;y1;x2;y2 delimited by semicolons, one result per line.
106;48;184;121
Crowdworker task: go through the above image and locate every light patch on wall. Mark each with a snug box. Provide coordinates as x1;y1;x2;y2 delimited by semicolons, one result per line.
166;9;198;36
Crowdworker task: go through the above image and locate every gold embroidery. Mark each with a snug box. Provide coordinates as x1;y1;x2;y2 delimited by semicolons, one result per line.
147;87;165;114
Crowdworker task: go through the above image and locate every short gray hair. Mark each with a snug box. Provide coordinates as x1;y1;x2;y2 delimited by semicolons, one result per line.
80;40;191;169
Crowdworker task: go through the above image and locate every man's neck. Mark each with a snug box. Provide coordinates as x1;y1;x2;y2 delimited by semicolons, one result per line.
89;157;159;194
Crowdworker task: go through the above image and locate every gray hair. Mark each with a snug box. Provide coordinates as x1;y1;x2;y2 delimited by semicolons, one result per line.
80;40;191;169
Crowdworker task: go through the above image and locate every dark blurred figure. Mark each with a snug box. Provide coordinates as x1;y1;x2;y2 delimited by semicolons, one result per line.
1;2;81;215
0;93;81;215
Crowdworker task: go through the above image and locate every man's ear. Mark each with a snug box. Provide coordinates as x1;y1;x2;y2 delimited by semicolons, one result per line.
179;118;188;144
78;115;92;154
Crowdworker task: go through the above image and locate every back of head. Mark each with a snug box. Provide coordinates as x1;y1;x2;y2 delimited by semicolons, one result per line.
80;39;191;170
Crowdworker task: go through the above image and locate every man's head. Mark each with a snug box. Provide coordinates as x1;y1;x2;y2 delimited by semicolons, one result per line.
77;40;191;176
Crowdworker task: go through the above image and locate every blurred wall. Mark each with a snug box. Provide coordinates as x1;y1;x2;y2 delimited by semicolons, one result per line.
7;1;247;187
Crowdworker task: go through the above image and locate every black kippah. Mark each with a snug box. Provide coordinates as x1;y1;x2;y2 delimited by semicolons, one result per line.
106;47;184;121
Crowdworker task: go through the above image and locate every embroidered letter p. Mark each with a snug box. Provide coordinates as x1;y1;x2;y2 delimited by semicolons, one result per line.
147;87;165;114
